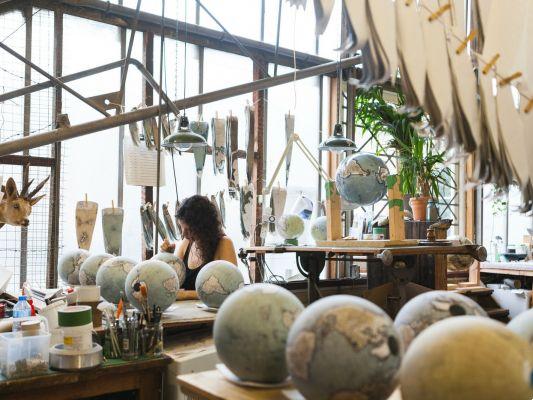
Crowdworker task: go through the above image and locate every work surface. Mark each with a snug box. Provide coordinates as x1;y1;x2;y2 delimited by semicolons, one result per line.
162;299;217;330
178;369;402;400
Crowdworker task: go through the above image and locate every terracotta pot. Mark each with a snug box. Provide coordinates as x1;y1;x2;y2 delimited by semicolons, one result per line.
409;196;429;221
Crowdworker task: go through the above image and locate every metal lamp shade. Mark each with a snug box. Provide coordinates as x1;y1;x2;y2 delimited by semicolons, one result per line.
162;115;208;151
318;123;357;152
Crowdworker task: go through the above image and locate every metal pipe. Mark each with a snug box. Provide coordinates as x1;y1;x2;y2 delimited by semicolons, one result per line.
0;41;110;117
0;56;361;156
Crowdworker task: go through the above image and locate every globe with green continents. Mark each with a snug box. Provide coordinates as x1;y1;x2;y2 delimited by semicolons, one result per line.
79;253;113;286
310;216;328;242
58;249;90;285
394;291;487;348
400;316;533;400
214;283;304;383
507;308;533;346
151;252;186;288
95;256;136;304
335;153;389;206
125;260;179;312
276;214;305;240
195;260;244;308
286;295;402;400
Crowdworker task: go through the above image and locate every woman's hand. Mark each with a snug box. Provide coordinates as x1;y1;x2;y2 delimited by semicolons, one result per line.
160;238;176;253
177;290;199;301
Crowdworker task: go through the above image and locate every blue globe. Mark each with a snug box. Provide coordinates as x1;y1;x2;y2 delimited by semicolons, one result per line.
335;153;389;206
195;260;244;308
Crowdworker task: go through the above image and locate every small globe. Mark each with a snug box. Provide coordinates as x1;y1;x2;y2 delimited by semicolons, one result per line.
394;291;487;349
310;216;327;242
79;253;113;286
276;214;305;240
58;249;90;285
401;316;533;400
286;295;402;400
508;308;533;346
195;260;244;308
447;236;475;271
96;256;136;304
335;153;389;206
151;252;186;288
125;260;179;312
214;283;304;383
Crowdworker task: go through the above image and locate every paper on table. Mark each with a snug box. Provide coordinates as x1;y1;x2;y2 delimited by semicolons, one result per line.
124;136;166;187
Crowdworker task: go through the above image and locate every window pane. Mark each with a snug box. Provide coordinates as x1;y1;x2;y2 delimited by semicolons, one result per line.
198;0;261;40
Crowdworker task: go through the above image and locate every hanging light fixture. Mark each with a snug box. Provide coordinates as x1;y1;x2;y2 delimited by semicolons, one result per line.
319;55;357;153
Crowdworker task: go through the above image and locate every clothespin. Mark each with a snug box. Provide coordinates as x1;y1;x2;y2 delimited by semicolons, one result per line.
499;72;522;87
525;98;533;114
456;30;477;55
482;53;500;75
428;3;451;22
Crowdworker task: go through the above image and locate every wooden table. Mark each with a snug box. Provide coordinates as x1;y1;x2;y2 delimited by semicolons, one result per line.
0;356;171;400
163;300;216;331
178;369;403;400
481;261;533;277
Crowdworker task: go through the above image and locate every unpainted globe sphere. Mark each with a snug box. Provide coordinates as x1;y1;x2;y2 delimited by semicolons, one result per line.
125;260;179;312
276;214;305;240
79;253;113;286
151;252;186;288
310;216;328;242
401;316;533;400
95;256;136;304
508;308;533;346
58;249;90;285
286;295;402;400
447;236;475;271
195;260;244;308
394;291;487;349
214;283;304;383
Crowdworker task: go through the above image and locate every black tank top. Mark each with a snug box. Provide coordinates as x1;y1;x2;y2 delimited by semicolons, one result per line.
182;242;207;290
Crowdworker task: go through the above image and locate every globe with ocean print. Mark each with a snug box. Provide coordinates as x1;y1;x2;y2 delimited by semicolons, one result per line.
195;260;244;308
335;153;389;206
58;249;90;285
125;260;179;312
276;214;305;240
151;252;186;288
310;216;328;242
79;253;113;286
96;256;136;304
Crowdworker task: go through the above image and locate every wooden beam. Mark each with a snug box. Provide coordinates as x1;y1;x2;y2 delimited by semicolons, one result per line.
0;155;54;167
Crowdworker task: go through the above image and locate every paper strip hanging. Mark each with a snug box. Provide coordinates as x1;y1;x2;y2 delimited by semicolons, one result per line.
75;200;98;250
124;137;166;187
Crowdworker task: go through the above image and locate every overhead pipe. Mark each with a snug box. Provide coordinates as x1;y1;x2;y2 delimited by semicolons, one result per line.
0;55;361;156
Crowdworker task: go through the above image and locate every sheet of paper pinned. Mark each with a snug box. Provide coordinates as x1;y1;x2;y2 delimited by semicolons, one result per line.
102;207;124;256
285;113;295;186
76;200;98;250
124;137;166;187
313;0;335;35
211;117;226;175
240;183;254;240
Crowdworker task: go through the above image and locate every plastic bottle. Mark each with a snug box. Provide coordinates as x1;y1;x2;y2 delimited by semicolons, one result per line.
12;295;32;332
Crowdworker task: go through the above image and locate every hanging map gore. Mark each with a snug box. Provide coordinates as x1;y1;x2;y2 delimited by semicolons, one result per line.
140;204;154;250
211;117;226;175
174;199;182;239
240;183;254;239
285;113;295;186
269;186;287;233
76;200;98;251
191;120;209;194
129;107;140;146
162;202;178;241
218;190;226;228
225;115;239;199
102;207;124;256
244;105;255;183
145;202;168;240
210;194;225;228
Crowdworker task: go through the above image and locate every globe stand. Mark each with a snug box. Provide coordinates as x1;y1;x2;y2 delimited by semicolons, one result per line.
295;251;326;303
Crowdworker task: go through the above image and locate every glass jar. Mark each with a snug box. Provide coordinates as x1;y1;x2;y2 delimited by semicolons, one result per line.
142;322;163;357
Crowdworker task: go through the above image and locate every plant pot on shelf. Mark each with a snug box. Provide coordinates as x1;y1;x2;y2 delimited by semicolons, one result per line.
409;196;429;221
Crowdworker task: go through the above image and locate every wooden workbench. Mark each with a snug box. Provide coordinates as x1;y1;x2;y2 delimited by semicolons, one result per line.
177;369;403;400
0;356;171;400
163;300;216;331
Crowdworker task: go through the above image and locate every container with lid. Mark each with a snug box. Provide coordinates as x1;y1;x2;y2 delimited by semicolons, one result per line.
58;306;93;353
0;331;50;378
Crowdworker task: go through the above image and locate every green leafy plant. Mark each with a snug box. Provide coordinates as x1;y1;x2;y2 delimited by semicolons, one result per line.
354;86;454;199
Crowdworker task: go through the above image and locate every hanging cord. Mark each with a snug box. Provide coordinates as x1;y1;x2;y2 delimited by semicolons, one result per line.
337;52;342;124
292;7;298;113
182;0;188;116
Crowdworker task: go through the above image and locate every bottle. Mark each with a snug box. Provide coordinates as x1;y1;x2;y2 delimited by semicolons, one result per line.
12;295;32;332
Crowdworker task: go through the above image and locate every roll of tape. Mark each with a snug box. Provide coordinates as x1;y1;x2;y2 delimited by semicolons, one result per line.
58;305;92;327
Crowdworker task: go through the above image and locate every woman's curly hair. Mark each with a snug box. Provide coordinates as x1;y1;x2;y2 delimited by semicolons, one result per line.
176;195;224;263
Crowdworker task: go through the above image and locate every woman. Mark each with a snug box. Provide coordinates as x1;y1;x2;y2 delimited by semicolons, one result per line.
174;195;237;300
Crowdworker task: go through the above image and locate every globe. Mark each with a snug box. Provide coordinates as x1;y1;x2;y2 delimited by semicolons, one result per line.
310;216;327;242
151;252;186;288
58;249;90;285
400;316;533;400
507;308;533;346
195;260;244;308
394;291;487;349
286;295;402;400
125;260;179;312
214;283;304;383
447;236;475;271
79;253;113;286
276;214;305;240
335;153;389;206
95;256;136;304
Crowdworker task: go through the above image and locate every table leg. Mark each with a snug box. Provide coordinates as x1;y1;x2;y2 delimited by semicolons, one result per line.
296;252;326;304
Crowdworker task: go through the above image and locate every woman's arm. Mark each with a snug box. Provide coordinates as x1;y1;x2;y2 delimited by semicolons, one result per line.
214;236;238;265
176;239;190;260
177;289;199;300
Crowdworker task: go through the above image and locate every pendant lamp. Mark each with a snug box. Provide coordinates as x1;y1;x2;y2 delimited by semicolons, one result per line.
162;115;207;151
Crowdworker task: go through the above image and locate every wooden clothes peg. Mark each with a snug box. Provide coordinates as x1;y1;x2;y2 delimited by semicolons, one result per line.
456;30;477;54
428;3;451;22
525;98;533;114
482;53;500;75
499;72;522;87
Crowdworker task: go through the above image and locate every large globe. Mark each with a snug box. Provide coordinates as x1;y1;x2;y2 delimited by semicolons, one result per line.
95;256;136;304
79;253;113;286
125;260;179;312
286;295;402;400
195;260;244;308
58;249;90;285
310;216;327;242
276;214;305;240
401;316;533;400
335;153;389;206
508;308;533;346
214;283;304;383
394;291;487;349
151;252;186;288
447;236;475;271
